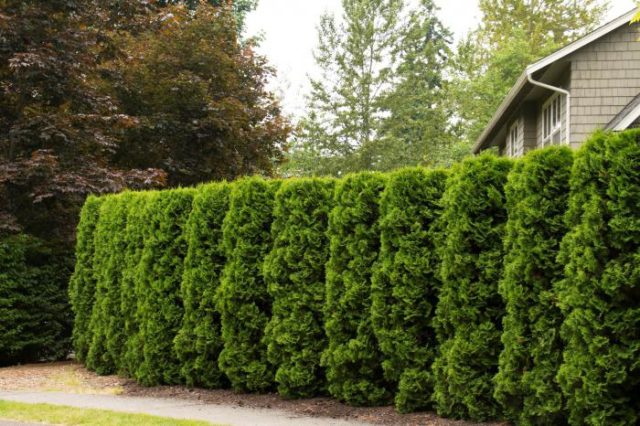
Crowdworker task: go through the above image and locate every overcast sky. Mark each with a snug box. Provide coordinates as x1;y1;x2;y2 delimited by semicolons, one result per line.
244;0;637;117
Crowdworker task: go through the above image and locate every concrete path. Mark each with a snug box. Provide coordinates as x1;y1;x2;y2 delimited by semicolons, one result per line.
0;391;369;426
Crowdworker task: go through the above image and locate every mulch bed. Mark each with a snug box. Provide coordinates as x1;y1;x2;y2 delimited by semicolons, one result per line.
0;361;505;426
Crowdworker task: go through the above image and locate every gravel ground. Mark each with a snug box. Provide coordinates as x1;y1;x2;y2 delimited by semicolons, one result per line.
0;362;505;426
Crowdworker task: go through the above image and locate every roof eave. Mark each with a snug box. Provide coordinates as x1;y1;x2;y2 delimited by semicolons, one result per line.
472;8;638;154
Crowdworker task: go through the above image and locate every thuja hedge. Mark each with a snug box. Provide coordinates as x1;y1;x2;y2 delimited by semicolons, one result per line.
371;168;447;413
217;177;279;392
557;130;640;425
263;178;334;398
432;154;512;421
493;147;573;424
322;172;391;406
174;183;230;388
69;130;640;424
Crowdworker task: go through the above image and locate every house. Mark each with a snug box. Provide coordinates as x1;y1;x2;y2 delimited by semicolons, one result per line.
473;9;640;157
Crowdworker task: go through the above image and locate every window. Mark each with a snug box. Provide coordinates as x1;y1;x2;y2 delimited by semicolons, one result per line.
542;94;563;147
506;121;519;157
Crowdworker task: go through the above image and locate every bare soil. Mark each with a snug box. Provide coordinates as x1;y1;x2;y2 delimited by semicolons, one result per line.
0;362;505;426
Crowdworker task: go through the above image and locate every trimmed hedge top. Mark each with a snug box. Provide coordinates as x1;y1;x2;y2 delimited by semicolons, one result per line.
68;130;640;425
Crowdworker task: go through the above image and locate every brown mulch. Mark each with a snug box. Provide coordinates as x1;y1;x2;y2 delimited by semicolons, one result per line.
0;361;506;426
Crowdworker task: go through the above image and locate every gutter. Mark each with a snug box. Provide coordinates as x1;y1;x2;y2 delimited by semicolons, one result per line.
526;72;571;146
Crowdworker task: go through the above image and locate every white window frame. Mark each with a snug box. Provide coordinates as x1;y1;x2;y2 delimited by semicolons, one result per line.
542;93;563;147
506;120;519;157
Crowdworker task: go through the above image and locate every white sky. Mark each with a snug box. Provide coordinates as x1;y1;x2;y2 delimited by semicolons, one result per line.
245;0;637;117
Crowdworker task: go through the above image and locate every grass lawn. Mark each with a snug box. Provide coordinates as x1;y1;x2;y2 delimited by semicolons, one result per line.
0;400;219;426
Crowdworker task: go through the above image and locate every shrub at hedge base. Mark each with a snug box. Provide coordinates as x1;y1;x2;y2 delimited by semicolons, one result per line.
136;189;196;386
432;154;512;421
1;235;72;366
86;194;130;374
174;183;230;388
493;147;573;425
371;168;447;413
263;178;334;398
322;172;391;406
69;196;104;363
557;131;640;425
217;177;279;392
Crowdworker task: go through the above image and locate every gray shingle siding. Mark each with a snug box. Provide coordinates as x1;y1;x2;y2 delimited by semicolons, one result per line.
568;23;640;144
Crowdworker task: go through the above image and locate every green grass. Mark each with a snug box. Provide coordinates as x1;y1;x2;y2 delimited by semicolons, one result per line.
0;400;219;426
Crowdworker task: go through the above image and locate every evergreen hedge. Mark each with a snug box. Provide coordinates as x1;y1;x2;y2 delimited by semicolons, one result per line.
67;130;640;423
1;235;72;365
432;154;512;421
493;147;573;424
69;196;104;362
136;188;195;386
371;168;447;413
557;130;640;425
263;178;334;398
174;183;230;388
217;177;279;392
86;194;130;374
322;172;391;406
120;193;151;377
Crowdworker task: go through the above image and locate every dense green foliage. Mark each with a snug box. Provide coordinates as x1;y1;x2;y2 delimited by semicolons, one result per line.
217;177;279;392
174;183;230;388
69;196;105;362
557;131;640;425
120;193;152;377
135;189;196;386
371;168;447;413
322;172;391;406
263;178;334;398
86;195;131;374
432;154;512;421
70;130;640;424
0;235;72;366
493;147;573;424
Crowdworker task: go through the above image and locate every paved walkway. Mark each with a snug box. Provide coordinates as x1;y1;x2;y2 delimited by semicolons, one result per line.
0;391;369;426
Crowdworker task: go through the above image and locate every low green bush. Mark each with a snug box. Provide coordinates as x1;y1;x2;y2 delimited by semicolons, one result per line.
136;188;196;386
174;183;230;388
493;147;573;424
371;168;447;413
557;130;640;425
322;172;391;406
86;194;130;374
263;178;334;398
217;177;279;392
0;235;72;365
432;154;512;421
69;196;104;362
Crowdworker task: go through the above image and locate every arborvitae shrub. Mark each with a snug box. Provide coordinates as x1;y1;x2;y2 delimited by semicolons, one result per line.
493;147;573;424
86;195;128;374
69;196;104;362
371;168;447;413
557;130;640;425
174;183;230;388
0;235;72;365
432;154;512;421
136;188;195;386
263;178;334;398
120;192;150;377
322;172;391;406
217;177;279;392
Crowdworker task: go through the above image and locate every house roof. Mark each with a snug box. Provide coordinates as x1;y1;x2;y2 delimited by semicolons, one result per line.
472;8;638;154
606;93;640;130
